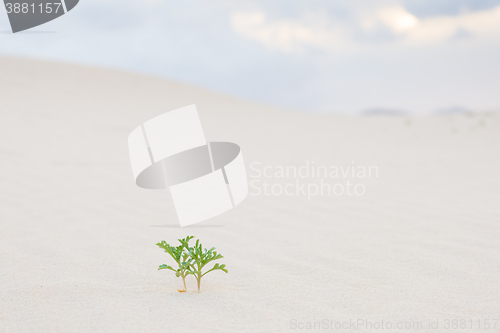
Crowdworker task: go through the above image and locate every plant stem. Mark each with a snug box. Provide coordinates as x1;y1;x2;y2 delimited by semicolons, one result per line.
178;260;187;291
195;259;202;292
182;274;187;291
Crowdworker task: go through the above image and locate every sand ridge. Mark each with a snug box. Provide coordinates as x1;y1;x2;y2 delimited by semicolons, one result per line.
0;57;499;332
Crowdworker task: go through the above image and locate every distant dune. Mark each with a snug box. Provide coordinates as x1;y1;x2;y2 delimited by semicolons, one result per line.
433;106;473;115
0;56;499;332
361;108;408;116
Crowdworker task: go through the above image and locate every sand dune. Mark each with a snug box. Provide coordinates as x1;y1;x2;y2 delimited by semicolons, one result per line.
0;57;499;332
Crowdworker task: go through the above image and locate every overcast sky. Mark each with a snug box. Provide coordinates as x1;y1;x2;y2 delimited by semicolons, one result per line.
1;0;500;114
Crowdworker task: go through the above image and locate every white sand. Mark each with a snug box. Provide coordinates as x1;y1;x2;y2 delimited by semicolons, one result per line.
0;56;499;332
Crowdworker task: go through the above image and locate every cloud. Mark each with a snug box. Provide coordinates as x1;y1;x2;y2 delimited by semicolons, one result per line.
231;11;347;53
231;4;500;53
375;6;419;33
403;5;500;43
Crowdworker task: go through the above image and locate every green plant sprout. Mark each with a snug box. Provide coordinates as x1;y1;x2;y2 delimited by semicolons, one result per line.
156;236;228;293
184;239;228;293
156;236;194;292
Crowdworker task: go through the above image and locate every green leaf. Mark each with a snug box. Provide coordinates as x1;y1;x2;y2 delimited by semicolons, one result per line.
158;264;176;272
